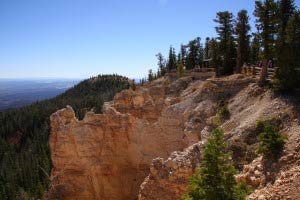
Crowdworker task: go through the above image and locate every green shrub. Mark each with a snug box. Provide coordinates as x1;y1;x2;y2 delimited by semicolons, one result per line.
217;97;231;122
212;97;231;128
257;122;285;159
183;129;251;200
256;119;265;133
218;104;231;121
233;182;253;200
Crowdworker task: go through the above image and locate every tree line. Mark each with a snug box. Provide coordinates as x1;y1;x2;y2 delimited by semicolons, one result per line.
146;0;300;92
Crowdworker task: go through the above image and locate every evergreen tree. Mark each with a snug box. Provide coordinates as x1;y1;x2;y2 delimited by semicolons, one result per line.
214;11;236;75
197;38;204;67
148;69;154;82
210;38;220;76
177;59;184;77
250;33;261;64
254;0;278;60
204;37;210;60
181;44;187;67
156;53;166;76
235;10;251;73
183;129;251;200
186;40;197;70
177;53;182;64
257;121;285;159
173;47;177;68
227;36;237;74
186;37;203;70
167;46;177;70
273;0;297;91
274;10;300;91
277;0;295;44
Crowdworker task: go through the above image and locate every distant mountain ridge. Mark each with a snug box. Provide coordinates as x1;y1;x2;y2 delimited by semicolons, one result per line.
0;78;80;111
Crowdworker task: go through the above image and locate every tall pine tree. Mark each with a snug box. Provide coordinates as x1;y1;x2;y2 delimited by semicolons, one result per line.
214;11;236;75
274;10;300;91
235;10;251;73
148;69;154;82
250;33;261;65
274;0;297;91
167;46;177;71
186;37;203;70
254;0;278;61
204;37;210;60
156;53;166;76
181;44;187;67
210;38;221;76
277;0;295;44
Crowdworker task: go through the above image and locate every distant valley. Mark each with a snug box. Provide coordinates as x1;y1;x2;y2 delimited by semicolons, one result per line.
0;78;80;111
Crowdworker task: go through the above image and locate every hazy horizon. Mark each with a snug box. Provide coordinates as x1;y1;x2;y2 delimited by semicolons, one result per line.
0;78;80;110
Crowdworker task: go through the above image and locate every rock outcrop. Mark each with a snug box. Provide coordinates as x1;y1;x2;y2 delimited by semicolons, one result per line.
138;76;300;200
45;74;214;200
138;143;204;200
45;73;300;200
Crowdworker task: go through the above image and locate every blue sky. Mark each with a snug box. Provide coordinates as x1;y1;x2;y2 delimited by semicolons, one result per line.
0;0;299;79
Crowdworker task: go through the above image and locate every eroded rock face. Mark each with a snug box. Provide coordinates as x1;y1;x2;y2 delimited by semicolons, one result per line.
46;106;139;200
235;156;266;189
138;142;204;200
138;75;300;200
45;74;300;200
45;76;206;200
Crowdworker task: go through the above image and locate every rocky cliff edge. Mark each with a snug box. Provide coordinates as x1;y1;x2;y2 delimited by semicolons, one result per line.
45;74;300;200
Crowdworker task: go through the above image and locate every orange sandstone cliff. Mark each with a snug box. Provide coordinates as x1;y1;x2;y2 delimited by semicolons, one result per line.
45;74;300;200
45;76;202;200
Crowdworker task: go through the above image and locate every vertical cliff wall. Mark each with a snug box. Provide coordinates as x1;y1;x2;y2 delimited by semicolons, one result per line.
45;77;198;200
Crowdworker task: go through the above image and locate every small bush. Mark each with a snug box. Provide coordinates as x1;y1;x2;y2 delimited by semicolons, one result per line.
217;97;231;121
211;97;231;128
218;104;231;121
256;119;265;133
234;182;253;200
257;122;285;159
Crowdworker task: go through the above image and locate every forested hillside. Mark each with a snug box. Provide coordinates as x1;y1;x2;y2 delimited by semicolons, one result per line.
0;75;129;199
